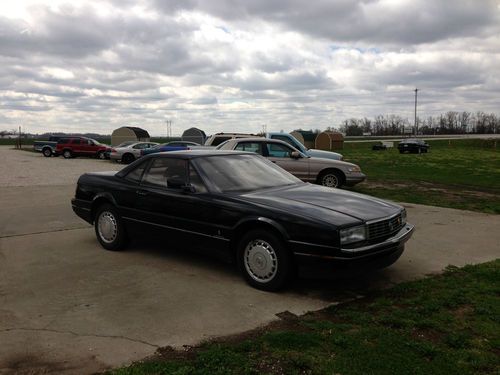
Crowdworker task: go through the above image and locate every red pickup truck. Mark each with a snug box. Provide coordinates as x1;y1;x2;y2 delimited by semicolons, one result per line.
55;137;110;159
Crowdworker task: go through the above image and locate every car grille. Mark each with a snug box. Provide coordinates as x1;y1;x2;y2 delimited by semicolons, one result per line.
368;213;404;241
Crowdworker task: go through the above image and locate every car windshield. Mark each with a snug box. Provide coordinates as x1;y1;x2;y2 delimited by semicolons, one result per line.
194;154;301;193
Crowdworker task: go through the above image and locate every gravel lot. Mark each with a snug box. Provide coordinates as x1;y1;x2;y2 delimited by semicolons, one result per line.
0;146;123;187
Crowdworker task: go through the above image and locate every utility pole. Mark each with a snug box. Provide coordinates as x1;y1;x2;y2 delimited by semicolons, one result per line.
414;88;418;136
166;119;172;139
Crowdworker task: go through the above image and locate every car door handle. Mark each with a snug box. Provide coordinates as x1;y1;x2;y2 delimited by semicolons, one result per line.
136;190;148;196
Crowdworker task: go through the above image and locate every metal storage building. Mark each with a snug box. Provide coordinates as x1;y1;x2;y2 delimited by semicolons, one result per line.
111;127;150;146
315;131;344;150
181;127;207;145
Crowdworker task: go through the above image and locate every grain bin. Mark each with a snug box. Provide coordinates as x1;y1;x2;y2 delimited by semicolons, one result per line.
315;131;344;150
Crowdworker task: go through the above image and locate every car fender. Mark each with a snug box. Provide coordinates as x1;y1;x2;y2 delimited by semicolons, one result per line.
233;216;290;240
90;192;119;220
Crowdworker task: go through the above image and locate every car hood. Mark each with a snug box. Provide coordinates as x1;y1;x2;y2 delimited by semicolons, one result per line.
239;183;401;226
307;149;342;160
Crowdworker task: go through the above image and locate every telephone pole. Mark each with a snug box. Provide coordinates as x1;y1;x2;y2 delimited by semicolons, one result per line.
414;88;418;136
166;119;172;139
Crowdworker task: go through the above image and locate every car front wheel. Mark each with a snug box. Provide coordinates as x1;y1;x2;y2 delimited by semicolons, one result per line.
237;229;293;291
97;151;106;159
318;170;343;188
94;204;128;251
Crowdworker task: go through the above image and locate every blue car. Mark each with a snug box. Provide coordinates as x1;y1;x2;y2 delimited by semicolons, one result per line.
140;141;201;156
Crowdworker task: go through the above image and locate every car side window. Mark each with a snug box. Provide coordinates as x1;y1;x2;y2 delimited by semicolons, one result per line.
266;143;292;158
133;143;146;149
72;139;81;145
189;163;207;193
234;142;263;155
272;135;294;147
124;160;148;184
142;158;187;189
212;136;231;146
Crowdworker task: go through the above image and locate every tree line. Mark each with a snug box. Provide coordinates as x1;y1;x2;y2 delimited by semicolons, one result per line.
333;111;499;136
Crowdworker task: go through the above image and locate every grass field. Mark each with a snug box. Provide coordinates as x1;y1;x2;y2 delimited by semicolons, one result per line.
111;260;499;375
342;139;500;214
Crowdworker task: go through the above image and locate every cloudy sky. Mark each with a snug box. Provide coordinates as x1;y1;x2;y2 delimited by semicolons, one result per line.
0;0;499;136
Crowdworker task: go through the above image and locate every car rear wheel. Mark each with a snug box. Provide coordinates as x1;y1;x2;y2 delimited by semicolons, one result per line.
94;204;128;251
42;148;52;157
63;150;73;159
237;229;293;291
318;170;343;188
122;153;135;164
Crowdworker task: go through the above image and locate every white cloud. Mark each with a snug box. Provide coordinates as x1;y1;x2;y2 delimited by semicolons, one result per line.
0;0;498;135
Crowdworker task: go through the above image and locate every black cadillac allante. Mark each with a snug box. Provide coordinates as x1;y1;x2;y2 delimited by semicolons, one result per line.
72;150;414;291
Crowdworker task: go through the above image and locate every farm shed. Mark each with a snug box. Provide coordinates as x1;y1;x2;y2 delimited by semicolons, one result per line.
315;131;344;150
182;127;206;145
290;130;317;149
111;127;150;146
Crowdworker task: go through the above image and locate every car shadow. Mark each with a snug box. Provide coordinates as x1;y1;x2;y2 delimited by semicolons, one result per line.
124;235;405;303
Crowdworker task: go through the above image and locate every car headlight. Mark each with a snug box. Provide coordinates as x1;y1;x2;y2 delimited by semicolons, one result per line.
401;209;407;224
347;166;361;173
340;225;366;245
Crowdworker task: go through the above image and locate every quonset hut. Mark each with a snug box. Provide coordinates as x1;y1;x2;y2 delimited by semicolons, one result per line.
315;131;344;150
181;127;207;145
111;127;150;146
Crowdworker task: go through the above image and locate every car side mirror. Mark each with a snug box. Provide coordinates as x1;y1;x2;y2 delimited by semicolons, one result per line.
290;151;301;159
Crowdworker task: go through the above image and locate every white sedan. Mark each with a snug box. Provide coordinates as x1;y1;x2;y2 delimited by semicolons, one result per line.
109;142;159;164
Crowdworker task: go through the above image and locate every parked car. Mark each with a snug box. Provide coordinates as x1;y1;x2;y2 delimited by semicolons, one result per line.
33;136;62;157
372;142;387;151
266;132;343;160
71;151;414;291
398;139;430;154
204;133;260;146
218;138;365;188
55;137;111;159
206;132;343;160
109;142;159;164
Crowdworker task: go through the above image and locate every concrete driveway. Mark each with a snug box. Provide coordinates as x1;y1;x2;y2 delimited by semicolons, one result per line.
1;148;499;374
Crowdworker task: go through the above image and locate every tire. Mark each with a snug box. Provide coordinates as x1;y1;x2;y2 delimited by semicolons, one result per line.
237;229;294;291
94;204;128;251
42;148;52;157
122;153;135;164
63;149;73;159
97;151;106;159
318;170;343;188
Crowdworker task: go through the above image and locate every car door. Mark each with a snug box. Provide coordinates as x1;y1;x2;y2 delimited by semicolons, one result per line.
133;157;230;253
70;138;84;155
263;142;310;181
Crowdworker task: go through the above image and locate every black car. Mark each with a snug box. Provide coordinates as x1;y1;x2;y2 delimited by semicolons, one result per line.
71;151;414;291
372;142;387;151
398;139;430;154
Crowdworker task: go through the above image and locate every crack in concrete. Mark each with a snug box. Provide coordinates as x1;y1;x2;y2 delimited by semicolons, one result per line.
0;327;160;348
0;226;90;239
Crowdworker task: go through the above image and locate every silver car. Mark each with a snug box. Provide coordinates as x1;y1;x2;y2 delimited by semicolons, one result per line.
218;138;365;188
110;141;159;164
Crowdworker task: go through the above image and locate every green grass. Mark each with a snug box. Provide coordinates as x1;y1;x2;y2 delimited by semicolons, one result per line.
341;139;500;213
110;260;500;375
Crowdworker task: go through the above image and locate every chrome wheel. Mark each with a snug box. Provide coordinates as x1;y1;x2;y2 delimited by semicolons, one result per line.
63;150;72;159
97;211;118;244
322;173;339;188
244;239;278;283
98;151;106;159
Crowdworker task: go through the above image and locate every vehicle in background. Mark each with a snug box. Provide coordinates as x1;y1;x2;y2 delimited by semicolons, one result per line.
218;138;365;188
204;133;260;147
398;139;430;154
140;141;207;157
265;132;343;160
33;136;63;157
71;151;413;291
109;141;159;164
55;137;111;159
372;142;388;151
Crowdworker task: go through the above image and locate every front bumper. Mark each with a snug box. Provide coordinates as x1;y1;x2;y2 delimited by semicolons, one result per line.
291;223;414;277
345;172;366;186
